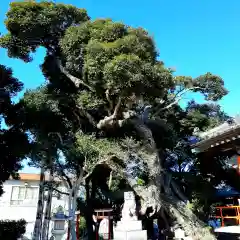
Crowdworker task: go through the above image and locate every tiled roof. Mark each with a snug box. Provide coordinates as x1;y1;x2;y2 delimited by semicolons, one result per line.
192;115;240;152
19;173;42;181
198;115;240;141
9;173;44;181
9;172;70;182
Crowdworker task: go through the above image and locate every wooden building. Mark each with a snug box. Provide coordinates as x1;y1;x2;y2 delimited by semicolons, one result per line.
192;116;240;230
193;116;240;170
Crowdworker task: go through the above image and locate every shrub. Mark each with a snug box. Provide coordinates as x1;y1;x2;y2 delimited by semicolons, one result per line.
79;216;87;237
0;219;26;240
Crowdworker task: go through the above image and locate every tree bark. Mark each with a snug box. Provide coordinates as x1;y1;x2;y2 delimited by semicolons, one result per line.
42;169;53;240
126;159;216;239
111;119;216;240
33;167;45;240
78;201;95;240
68;170;84;240
70;189;78;240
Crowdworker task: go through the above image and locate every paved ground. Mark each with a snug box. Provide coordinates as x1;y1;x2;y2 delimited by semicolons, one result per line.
215;226;240;233
215;226;240;239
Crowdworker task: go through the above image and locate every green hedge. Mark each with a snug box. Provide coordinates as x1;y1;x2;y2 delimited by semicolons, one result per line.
79;216;87;237
0;219;26;239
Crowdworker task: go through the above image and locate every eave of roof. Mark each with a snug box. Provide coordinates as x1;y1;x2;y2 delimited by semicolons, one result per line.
192;125;240;153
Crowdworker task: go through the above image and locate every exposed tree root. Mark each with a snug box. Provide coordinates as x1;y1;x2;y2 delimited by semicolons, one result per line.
129;179;216;240
108;160;215;239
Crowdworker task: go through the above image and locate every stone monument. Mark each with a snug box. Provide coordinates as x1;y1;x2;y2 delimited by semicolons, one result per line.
113;191;147;240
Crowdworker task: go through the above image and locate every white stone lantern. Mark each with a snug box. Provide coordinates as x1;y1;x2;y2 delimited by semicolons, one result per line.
174;228;185;239
51;206;68;240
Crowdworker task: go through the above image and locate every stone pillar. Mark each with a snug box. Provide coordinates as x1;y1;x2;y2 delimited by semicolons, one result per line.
113;191;147;240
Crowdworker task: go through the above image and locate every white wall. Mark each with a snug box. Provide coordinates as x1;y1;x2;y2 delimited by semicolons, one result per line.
0;179;69;239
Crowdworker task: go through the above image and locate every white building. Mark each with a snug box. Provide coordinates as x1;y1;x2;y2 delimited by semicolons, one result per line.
0;173;69;239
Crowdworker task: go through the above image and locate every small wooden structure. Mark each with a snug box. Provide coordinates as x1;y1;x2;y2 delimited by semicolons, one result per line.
192;116;240;233
192;117;240;173
75;208;113;240
193;116;240;155
94;209;113;220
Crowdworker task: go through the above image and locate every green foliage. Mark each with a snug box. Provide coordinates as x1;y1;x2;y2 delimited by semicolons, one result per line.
0;1;232;226
0;64;23;115
187;194;212;221
77;91;105;110
14;86;71;136
173;73;228;102
193;73;228;101
183;100;230;132
79;216;87;236
0;219;26;240
76;134;121;157
0;1;89;61
63;133;125;174
60;19;173;101
136;178;145;186
0;64;30;195
1;2;228;130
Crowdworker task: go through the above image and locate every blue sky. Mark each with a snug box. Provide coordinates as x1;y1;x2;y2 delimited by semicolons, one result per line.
1;0;240;171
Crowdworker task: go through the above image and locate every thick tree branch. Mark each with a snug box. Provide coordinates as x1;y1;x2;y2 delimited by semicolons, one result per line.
75;104;97;127
108;170;113;189
113;96;122;116
73;167;84;190
171;180;188;203
97;96;122;129
53;187;69;196
153;87;203;116
56;161;73;189
56;58;94;91
105;89;113;115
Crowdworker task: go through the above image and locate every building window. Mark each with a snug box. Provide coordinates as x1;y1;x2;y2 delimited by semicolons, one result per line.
10;186;38;205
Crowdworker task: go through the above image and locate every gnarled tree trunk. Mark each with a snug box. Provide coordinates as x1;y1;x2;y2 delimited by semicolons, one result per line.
131;182;215;240
112;119;216;240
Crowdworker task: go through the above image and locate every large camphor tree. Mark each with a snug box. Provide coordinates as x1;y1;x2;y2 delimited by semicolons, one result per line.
1;1;229;239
